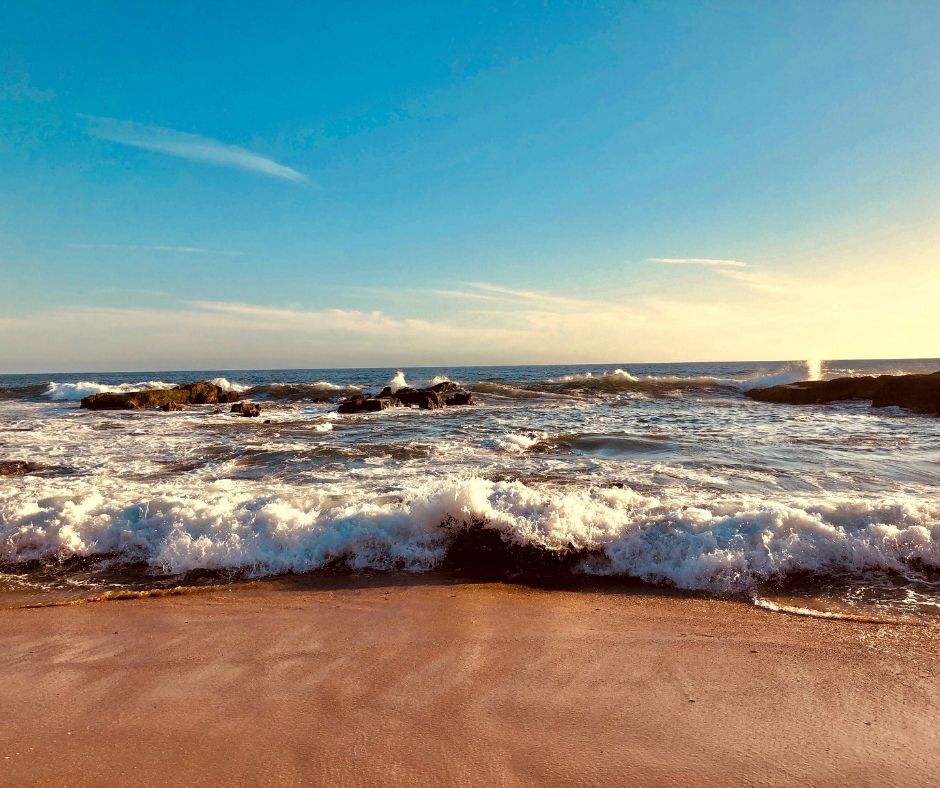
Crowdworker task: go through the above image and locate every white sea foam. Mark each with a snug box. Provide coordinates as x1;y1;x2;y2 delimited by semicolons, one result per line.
544;369;722;395
2;477;937;593
43;378;248;400
494;432;543;453
470;381;552;399
430;375;454;386
207;377;249;393
551;368;639;384
269;381;351;392
43;380;176;400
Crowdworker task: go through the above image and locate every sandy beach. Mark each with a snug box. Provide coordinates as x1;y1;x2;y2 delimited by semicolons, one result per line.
1;577;937;786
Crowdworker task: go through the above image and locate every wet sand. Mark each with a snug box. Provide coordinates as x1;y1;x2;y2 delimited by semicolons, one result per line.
1;577;938;786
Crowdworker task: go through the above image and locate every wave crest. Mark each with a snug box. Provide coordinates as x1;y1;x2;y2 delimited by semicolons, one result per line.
2;477;937;595
43;380;177;401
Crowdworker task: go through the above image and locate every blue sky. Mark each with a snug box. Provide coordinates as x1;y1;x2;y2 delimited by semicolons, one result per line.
2;1;939;371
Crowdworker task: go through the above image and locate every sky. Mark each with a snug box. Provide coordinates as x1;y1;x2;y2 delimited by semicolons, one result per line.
1;1;939;372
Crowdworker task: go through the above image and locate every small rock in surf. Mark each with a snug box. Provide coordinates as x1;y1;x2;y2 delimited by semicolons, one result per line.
231;402;262;417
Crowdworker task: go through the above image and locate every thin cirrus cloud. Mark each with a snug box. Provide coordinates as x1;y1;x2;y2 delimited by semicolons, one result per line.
79;114;307;183
646;257;749;268
66;243;244;257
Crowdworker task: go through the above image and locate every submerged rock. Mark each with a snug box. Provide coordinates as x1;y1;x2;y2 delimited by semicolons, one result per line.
0;460;41;476
394;387;443;409
231;402;262;417
440;517;597;580
747;371;940;416
444;390;473;406
80;381;240;411
161;402;185;412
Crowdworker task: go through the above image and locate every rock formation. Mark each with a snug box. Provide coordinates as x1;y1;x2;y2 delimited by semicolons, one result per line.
337;381;474;414
746;372;940;416
80;381;240;410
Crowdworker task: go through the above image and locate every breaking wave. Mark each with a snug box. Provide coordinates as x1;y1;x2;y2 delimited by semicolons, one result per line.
475;369;727;398
736;360;823;391
39;378;248;401
43;380;177;401
2;477;937;595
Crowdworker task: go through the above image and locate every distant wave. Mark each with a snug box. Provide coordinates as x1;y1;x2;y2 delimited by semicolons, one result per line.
0;383;50;401
735;360;822;391
2;477;937;595
247;381;361;401
39;377;248;401
43;380;177;401
0;361;932;405
470;381;562;400
473;369;727;399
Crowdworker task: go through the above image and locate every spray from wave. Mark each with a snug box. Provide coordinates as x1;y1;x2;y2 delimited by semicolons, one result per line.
387;371;409;394
736;360;823;391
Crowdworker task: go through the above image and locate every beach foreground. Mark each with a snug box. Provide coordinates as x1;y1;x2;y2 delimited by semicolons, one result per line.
1;578;938;786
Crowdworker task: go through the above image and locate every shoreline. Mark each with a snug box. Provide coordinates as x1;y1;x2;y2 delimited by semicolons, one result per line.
2;578;937;785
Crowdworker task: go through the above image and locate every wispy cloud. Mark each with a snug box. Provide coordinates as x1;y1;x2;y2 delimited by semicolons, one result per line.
5;254;940;372
79;114;307;183
714;267;796;294
66;243;244;257
646;257;749;268
428;281;624;312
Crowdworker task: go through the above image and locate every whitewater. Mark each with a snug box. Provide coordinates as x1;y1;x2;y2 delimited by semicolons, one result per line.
1;359;939;617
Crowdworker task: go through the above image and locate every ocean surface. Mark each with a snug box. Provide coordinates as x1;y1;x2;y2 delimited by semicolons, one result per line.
1;359;939;619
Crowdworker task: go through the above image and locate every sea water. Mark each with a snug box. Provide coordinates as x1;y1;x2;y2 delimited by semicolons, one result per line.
1;359;938;619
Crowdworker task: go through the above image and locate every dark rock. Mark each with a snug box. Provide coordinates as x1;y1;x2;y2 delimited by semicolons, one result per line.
337;394;368;413
444;390;473;406
231;402;262;417
0;460;41;476
440;517;598;579
396;387;443;409
746;372;940;416
337;381;474;414
872;373;940;415
80;381;239;411
81;388;190;411
161;402;185;412
368;397;399;412
178;381;240;405
337;395;399;414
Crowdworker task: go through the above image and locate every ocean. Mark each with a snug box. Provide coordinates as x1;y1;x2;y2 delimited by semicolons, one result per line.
1;359;938;619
